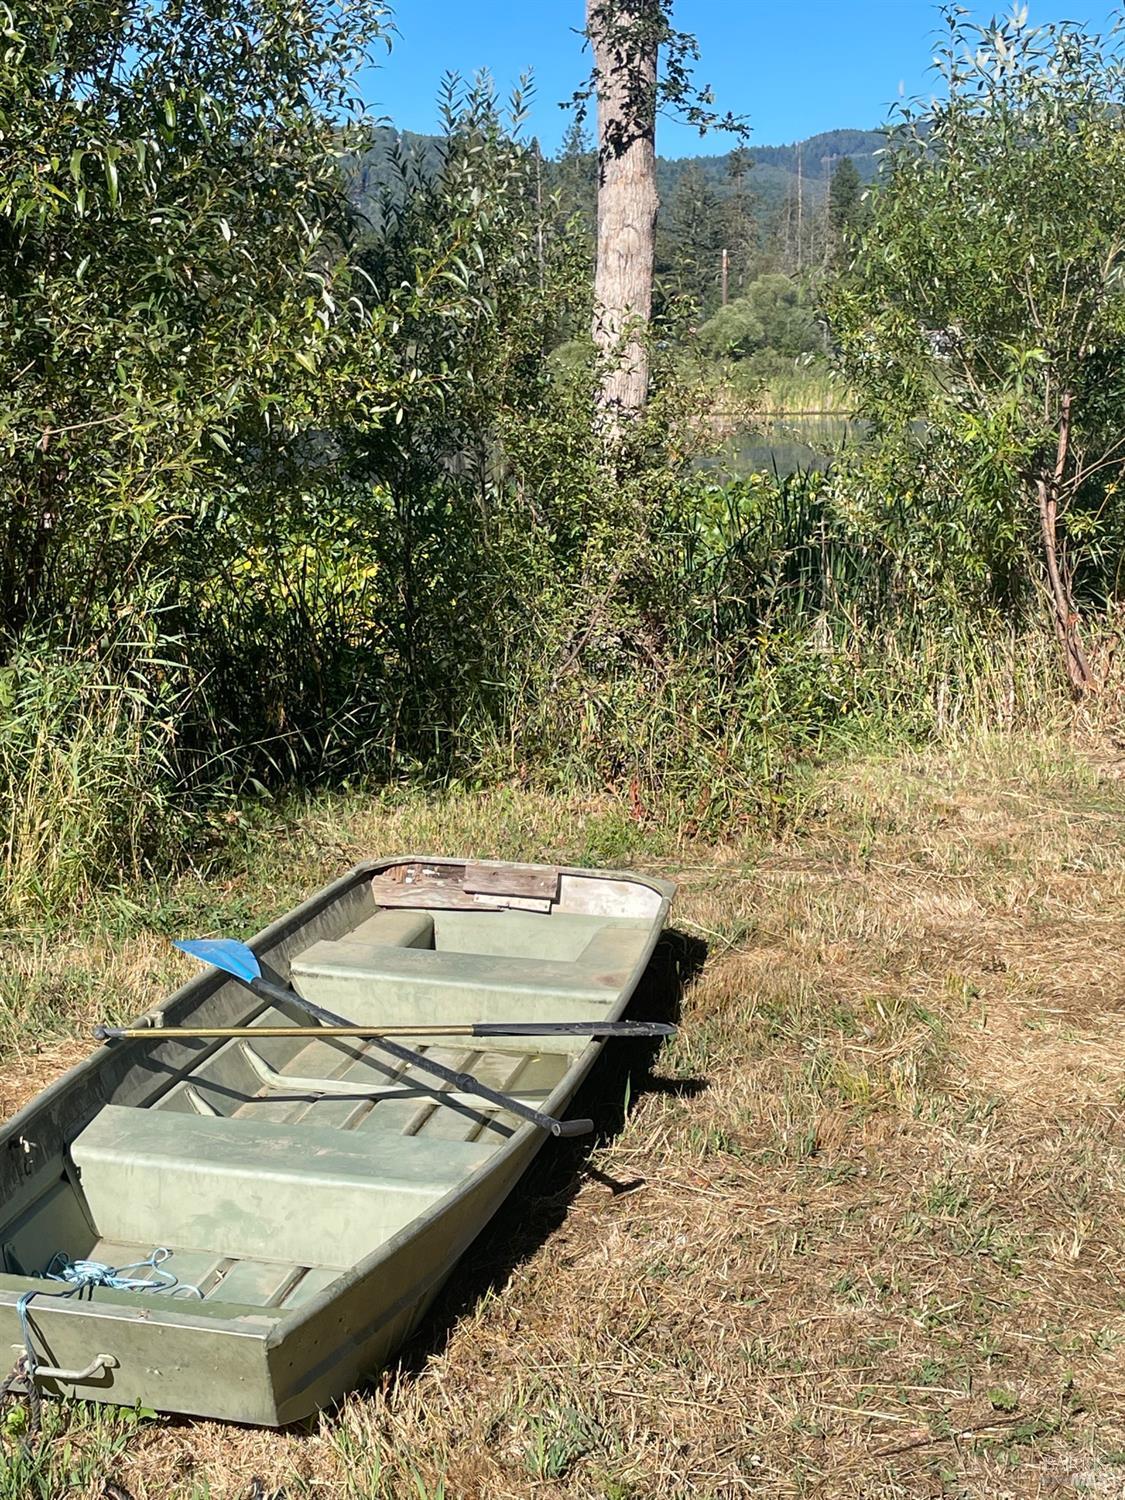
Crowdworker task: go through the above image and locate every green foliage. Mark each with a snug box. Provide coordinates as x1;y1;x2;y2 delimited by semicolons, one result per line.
356;123;883;329
0;638;181;916
552;120;597;237
469;448;1067;836
658;163;726;313
0;8;593;913
0;0;397;635
827;155;864;266
720;145;760;296
696;276;824;361
0;1;1090;920
572;2;750;144
828;6;1125;639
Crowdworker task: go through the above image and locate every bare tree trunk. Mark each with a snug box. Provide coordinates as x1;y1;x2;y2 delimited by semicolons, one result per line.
588;0;659;418
1036;391;1096;696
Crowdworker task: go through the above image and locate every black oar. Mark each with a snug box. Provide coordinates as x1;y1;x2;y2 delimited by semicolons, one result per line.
152;938;598;1138
95;1021;675;1041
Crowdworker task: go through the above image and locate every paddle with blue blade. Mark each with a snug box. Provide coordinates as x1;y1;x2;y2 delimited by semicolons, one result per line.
92;940;673;1042
114;939;610;1137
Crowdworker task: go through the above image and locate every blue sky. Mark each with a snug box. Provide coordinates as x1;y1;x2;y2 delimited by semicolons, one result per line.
362;1;1122;155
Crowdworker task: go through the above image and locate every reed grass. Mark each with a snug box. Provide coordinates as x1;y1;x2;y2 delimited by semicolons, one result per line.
758;366;852;417
704;362;853;421
0;641;180;924
0;465;1105;924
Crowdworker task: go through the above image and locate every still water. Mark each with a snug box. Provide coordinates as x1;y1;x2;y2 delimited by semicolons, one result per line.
700;413;867;477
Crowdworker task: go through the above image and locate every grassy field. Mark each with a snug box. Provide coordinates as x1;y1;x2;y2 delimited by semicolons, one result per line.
1;732;1124;1498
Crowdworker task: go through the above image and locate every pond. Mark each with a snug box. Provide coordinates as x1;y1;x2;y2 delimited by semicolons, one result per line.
698;412;868;478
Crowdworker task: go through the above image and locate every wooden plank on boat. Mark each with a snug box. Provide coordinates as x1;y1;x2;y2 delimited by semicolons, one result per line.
370;861;559;911
483;893;554;913
464;861;560;900
370;871;501;911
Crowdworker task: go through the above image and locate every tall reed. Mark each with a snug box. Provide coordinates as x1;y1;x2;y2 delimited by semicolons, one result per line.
0;641;179;921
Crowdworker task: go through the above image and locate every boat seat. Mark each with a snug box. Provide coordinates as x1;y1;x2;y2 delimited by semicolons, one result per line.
346;909;435;948
289;925;635;1025
70;1105;493;1270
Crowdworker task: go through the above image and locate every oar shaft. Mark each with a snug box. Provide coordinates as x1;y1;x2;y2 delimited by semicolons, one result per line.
95;1019;673;1042
276;985;596;1136
98;1025;471;1040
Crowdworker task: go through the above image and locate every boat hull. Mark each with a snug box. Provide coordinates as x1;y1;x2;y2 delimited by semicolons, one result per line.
0;857;674;1422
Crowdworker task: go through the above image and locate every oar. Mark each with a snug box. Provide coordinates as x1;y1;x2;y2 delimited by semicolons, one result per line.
157;938;597;1138
94;1021;675;1041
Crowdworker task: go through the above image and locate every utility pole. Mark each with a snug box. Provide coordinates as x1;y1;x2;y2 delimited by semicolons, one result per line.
796;144;803;275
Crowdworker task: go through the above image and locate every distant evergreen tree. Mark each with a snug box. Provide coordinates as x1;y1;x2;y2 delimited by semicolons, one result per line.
723;146;758;294
774;179;825;278
552;119;597;237
662;163;726;315
827;155;864;265
729;146;752;178
345;124;881;317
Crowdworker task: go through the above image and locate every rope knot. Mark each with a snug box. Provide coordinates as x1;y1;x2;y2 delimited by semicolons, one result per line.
16;1246;202;1381
44;1246;193;1295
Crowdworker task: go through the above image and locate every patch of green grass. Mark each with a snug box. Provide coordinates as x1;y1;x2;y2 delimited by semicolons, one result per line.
0;1400;154;1500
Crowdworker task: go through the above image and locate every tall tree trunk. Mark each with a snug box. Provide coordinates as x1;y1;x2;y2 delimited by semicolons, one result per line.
588;0;659;418
1036;391;1096;696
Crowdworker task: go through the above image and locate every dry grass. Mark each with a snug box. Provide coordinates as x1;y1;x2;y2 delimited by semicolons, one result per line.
2;733;1125;1498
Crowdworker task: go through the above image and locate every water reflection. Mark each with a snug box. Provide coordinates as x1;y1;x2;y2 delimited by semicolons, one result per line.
699;413;868;477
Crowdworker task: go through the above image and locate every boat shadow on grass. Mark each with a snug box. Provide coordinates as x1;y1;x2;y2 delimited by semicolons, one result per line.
371;924;709;1389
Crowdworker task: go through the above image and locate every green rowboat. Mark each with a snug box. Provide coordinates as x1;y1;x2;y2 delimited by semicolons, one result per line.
0;857;675;1424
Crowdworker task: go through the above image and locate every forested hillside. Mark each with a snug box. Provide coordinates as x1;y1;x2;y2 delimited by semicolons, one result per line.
656;126;882;206
350;124;883;216
348;122;881;328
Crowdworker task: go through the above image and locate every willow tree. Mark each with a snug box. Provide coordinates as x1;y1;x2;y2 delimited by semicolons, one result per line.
0;0;393;635
830;7;1125;695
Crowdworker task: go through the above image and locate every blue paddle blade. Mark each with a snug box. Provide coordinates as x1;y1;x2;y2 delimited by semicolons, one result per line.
173;938;261;985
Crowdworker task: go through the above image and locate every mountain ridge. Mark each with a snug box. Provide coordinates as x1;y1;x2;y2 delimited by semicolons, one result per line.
349;125;886;226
